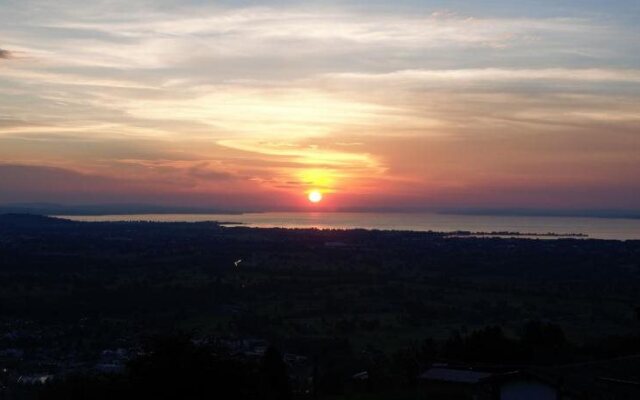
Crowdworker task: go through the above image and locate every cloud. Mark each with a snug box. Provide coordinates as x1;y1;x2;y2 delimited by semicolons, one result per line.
326;68;640;85
0;164;126;196
187;163;236;181
0;68;159;90
0;48;13;59
5;5;604;73
104;87;399;139
0;2;638;210
46;8;590;50
217;139;379;170
0;163;287;209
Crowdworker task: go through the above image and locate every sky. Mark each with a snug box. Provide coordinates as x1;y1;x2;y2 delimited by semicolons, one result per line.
0;0;639;211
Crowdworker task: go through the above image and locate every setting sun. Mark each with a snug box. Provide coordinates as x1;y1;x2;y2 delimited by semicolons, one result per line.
308;190;323;203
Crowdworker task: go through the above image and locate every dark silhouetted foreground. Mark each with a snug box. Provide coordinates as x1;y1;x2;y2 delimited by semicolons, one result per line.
1;214;639;399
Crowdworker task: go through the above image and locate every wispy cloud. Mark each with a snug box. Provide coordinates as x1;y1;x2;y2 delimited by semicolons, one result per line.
4;6;602;71
217;139;379;169
326;68;640;84
0;1;638;209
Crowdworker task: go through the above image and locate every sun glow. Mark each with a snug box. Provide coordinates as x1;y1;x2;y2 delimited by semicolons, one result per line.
308;190;323;203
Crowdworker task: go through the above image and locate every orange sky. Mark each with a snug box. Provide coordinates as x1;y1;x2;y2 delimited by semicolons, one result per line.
0;1;639;211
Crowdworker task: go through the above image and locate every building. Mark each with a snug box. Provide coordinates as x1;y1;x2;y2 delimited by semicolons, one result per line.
420;356;640;400
420;366;559;400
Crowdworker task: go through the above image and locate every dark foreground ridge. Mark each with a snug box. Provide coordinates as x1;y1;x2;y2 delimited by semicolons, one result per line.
1;214;639;399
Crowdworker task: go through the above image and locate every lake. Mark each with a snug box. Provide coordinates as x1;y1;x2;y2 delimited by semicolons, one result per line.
55;212;640;240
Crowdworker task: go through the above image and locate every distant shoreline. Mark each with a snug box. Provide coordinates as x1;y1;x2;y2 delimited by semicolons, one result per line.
49;215;588;239
1;213;590;239
1;204;639;220
437;210;640;220
48;212;640;240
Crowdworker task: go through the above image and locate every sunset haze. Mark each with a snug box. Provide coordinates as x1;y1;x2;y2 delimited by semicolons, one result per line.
1;0;638;212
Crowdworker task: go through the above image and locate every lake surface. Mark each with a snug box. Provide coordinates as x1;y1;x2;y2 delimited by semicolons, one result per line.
56;212;640;240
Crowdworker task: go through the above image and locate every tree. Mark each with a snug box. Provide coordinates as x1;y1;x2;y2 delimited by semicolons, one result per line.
520;320;569;364
261;346;292;400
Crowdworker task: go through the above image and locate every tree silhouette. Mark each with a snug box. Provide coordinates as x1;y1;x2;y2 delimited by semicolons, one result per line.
260;346;292;400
